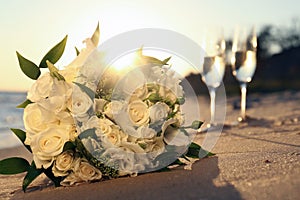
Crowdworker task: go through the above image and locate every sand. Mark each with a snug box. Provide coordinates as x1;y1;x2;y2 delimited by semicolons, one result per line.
1;91;299;200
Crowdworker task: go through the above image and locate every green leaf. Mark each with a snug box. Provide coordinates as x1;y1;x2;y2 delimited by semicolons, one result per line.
22;162;43;192
10;128;32;152
0;157;30;174
43;167;62;187
16;51;41;80
46;60;65;81
75;47;80;56
63;141;76;151
78;128;97;140
91;22;100;46
73;82;96;100
185;142;215;158
39;35;68;68
16;99;32;108
136;47;170;66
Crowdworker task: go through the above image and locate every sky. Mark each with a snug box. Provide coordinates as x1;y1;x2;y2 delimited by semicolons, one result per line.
0;0;300;91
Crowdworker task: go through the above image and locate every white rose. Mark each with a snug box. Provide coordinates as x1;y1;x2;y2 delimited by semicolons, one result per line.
129;84;148;102
144;137;165;156
136;126;156;139
127;100;149;126
31;125;71;169
60;172;79;186
104;126;128;146
73;158;102;182
52;151;74;177
39;96;67;115
97;118;113;135
149;102;169;123
23;103;57;135
68;85;93;121
104;101;124;119
27;73;53;102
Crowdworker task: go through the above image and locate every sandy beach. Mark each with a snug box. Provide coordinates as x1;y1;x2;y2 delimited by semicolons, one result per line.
1;91;299;200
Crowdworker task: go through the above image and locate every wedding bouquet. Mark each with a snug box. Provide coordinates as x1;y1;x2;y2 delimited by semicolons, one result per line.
0;24;213;191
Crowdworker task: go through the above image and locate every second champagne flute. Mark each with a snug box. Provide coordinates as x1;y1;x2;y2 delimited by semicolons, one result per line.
231;26;257;122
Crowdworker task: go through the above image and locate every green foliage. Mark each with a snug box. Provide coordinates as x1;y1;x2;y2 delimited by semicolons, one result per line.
91;22;100;46
10;128;31;152
0;157;30;175
78;128;97;140
75;47;80;56
39;36;68;68
186;142;215;158
16;52;41;80
22;162;43;192
16;99;32;108
63;141;76;151
74;82;96;100
43;167;63;187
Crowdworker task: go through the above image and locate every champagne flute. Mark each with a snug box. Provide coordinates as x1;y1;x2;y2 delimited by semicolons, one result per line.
200;29;226;129
231;27;257;122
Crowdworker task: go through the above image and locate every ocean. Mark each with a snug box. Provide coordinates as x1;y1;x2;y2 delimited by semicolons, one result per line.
0;92;26;149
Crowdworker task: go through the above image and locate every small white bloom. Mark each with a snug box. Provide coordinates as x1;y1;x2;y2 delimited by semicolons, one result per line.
31;125;71;169
104;101;125;119
129;84;148;102
149;102;169;123
104;126;128;146
27;73;53;102
127;100;149;126
52;151;74;177
60;158;102;186
23;103;57;135
136;126;156;139
68;85;93;122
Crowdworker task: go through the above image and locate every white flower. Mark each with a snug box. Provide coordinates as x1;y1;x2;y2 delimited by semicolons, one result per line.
104;101;125;119
144;137;165;156
129;84;148;102
104;126;128;146
27;73;53;102
127;100;149;126
63;158;102;185
97;118;113;135
50;78;73;98
74;158;102;182
149;102;169;123
23;103;57;135
39;95;67;115
68;85;93;122
31;125;71;169
60;158;102;186
136;126;156;139
52;151;74;177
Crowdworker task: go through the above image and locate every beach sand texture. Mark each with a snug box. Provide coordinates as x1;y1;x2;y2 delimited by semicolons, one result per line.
1;91;299;200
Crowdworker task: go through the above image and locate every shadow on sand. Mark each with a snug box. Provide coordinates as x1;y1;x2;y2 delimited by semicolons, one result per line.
13;157;242;200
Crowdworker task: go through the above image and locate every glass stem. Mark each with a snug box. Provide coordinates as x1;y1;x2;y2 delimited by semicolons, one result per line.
208;87;216;125
240;82;247;120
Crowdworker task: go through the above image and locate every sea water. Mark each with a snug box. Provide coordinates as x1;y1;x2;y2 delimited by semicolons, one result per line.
0;92;26;149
